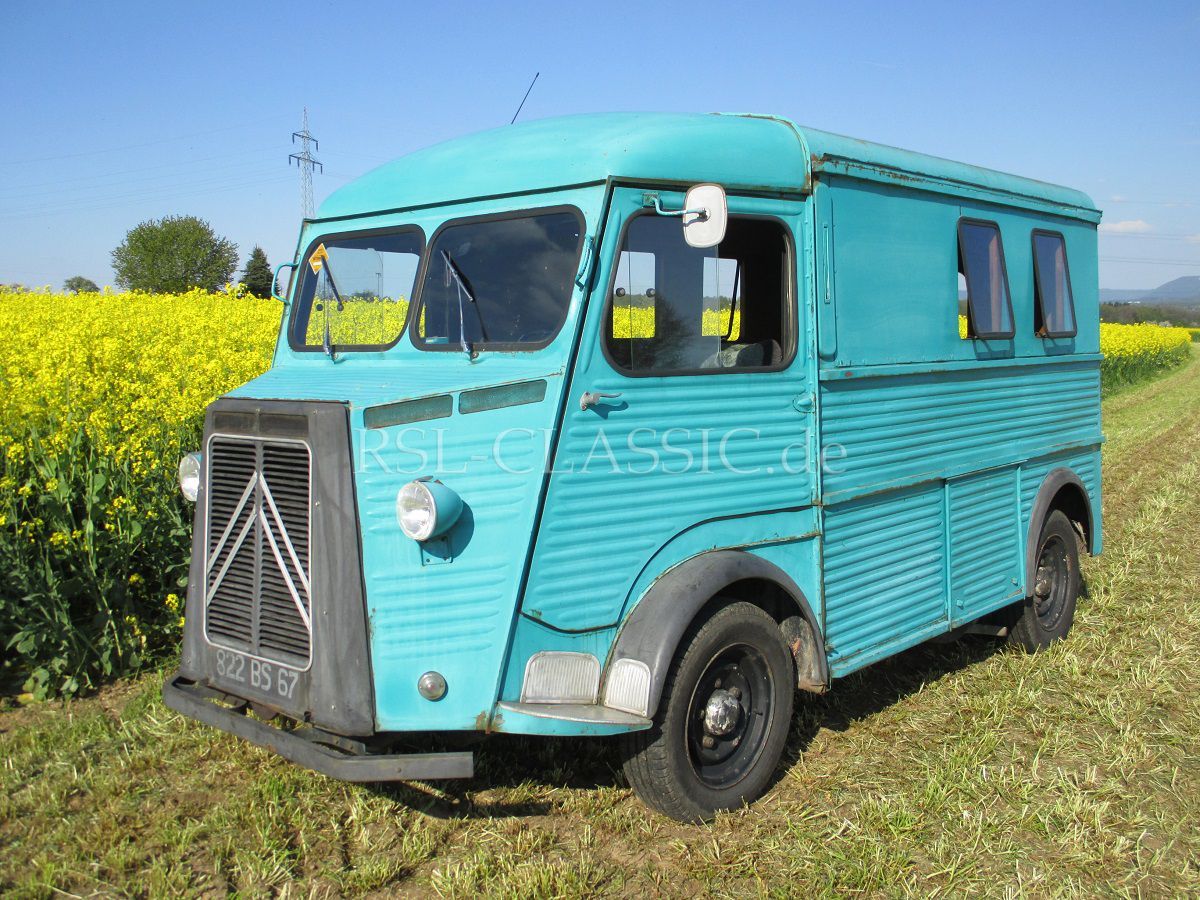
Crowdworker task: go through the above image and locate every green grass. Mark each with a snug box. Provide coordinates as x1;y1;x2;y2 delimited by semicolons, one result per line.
3;349;1200;897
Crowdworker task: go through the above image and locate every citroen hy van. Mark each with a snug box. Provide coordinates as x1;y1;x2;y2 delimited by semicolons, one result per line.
165;113;1102;823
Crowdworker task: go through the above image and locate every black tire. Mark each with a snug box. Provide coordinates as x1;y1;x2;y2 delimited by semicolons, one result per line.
620;601;795;823
1008;510;1081;652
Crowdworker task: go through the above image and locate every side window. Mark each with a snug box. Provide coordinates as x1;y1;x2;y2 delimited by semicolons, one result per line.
611;250;657;339
1031;231;1077;338
957;220;1014;339
605;215;790;373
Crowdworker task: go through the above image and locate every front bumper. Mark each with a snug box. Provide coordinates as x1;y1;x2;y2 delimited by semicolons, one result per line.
163;675;473;782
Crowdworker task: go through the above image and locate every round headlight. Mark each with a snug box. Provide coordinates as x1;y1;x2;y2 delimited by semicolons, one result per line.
397;481;437;541
178;452;202;502
396;479;464;542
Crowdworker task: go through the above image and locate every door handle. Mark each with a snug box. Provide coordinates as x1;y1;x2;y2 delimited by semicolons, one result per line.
580;391;622;411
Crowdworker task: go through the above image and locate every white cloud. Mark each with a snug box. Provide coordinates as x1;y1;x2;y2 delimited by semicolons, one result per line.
1187;234;1200;245
1099;219;1152;234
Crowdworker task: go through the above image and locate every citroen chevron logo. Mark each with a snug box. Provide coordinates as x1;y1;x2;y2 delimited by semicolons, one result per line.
206;462;311;632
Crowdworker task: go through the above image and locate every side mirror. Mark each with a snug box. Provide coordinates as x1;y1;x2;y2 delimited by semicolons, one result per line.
682;183;727;249
272;261;298;304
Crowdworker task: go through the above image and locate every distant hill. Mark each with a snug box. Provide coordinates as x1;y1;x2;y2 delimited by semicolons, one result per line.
1102;276;1200;308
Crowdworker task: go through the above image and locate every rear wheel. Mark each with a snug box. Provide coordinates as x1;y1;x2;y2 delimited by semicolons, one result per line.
1008;510;1081;652
620;601;794;823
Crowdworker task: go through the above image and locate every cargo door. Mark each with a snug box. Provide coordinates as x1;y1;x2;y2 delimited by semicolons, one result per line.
948;467;1023;624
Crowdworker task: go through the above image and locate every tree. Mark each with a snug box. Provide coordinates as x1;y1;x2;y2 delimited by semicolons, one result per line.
111;215;238;293
241;246;273;299
64;276;99;293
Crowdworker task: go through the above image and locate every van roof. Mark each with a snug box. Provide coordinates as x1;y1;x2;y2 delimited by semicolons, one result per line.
317;112;1100;224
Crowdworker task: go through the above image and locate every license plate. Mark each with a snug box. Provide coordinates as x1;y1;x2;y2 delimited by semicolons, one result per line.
213;647;301;703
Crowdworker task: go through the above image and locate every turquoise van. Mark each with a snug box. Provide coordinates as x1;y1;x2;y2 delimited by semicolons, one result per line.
165;113;1102;823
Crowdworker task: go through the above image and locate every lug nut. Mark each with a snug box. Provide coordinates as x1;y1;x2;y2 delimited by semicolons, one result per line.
728;687;741;700
702;735;715;749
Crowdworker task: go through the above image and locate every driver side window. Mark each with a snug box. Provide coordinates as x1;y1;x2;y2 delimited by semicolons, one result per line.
605;215;791;374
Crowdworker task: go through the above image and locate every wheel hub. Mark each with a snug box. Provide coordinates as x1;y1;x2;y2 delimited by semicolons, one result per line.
1035;536;1069;621
703;688;741;736
684;641;777;791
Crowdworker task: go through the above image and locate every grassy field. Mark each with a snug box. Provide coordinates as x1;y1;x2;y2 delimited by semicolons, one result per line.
2;350;1199;897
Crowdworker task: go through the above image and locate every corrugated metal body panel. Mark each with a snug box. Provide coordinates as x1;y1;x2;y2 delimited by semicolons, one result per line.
355;393;554;731
820;359;1101;500
948;469;1022;622
823;485;946;663
521;373;811;632
520;190;815;634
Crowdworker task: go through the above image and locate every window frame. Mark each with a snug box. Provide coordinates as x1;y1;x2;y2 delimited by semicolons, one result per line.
957;217;1016;341
287;224;426;354
409;204;586;354
1030;228;1078;339
600;209;798;378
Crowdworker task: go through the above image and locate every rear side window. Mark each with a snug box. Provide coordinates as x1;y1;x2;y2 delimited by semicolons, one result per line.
958;220;1014;339
1032;230;1077;338
605;215;791;374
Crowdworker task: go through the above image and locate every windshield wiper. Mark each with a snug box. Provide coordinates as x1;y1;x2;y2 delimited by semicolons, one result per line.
311;246;345;359
440;249;490;355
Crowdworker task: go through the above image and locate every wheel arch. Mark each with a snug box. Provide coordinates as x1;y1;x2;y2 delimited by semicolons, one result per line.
602;549;827;719
1026;467;1096;589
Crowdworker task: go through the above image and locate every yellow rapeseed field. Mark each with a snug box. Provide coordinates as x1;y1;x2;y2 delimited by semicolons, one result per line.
2;286;280;482
0;286;279;696
1099;321;1192;386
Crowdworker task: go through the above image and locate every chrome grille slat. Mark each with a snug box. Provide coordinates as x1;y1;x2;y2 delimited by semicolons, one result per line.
203;432;313;668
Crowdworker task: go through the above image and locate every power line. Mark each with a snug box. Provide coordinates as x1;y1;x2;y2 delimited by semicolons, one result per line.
0;174;295;221
0;115;293;165
0;146;281;195
1098;232;1200;241
0;163;285;204
289;108;322;219
1100;256;1200;266
1107;197;1197;206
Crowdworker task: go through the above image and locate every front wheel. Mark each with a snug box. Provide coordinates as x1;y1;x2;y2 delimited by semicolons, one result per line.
1008;510;1081;652
620;601;795;823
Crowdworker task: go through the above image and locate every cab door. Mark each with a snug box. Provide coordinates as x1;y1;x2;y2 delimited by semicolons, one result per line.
520;187;816;633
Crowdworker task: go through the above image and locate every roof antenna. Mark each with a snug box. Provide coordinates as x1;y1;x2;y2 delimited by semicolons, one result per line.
510;72;540;125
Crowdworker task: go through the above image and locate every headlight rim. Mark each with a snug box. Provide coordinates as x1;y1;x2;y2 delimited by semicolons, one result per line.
178;451;202;503
396;478;463;542
397;479;438;541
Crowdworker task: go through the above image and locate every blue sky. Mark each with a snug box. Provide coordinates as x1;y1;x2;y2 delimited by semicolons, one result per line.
2;0;1197;291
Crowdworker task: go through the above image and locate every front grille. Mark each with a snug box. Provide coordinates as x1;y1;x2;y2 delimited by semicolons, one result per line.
204;435;312;668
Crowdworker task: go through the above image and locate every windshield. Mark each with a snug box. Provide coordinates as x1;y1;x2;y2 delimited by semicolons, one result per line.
414;209;583;351
289;228;423;350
